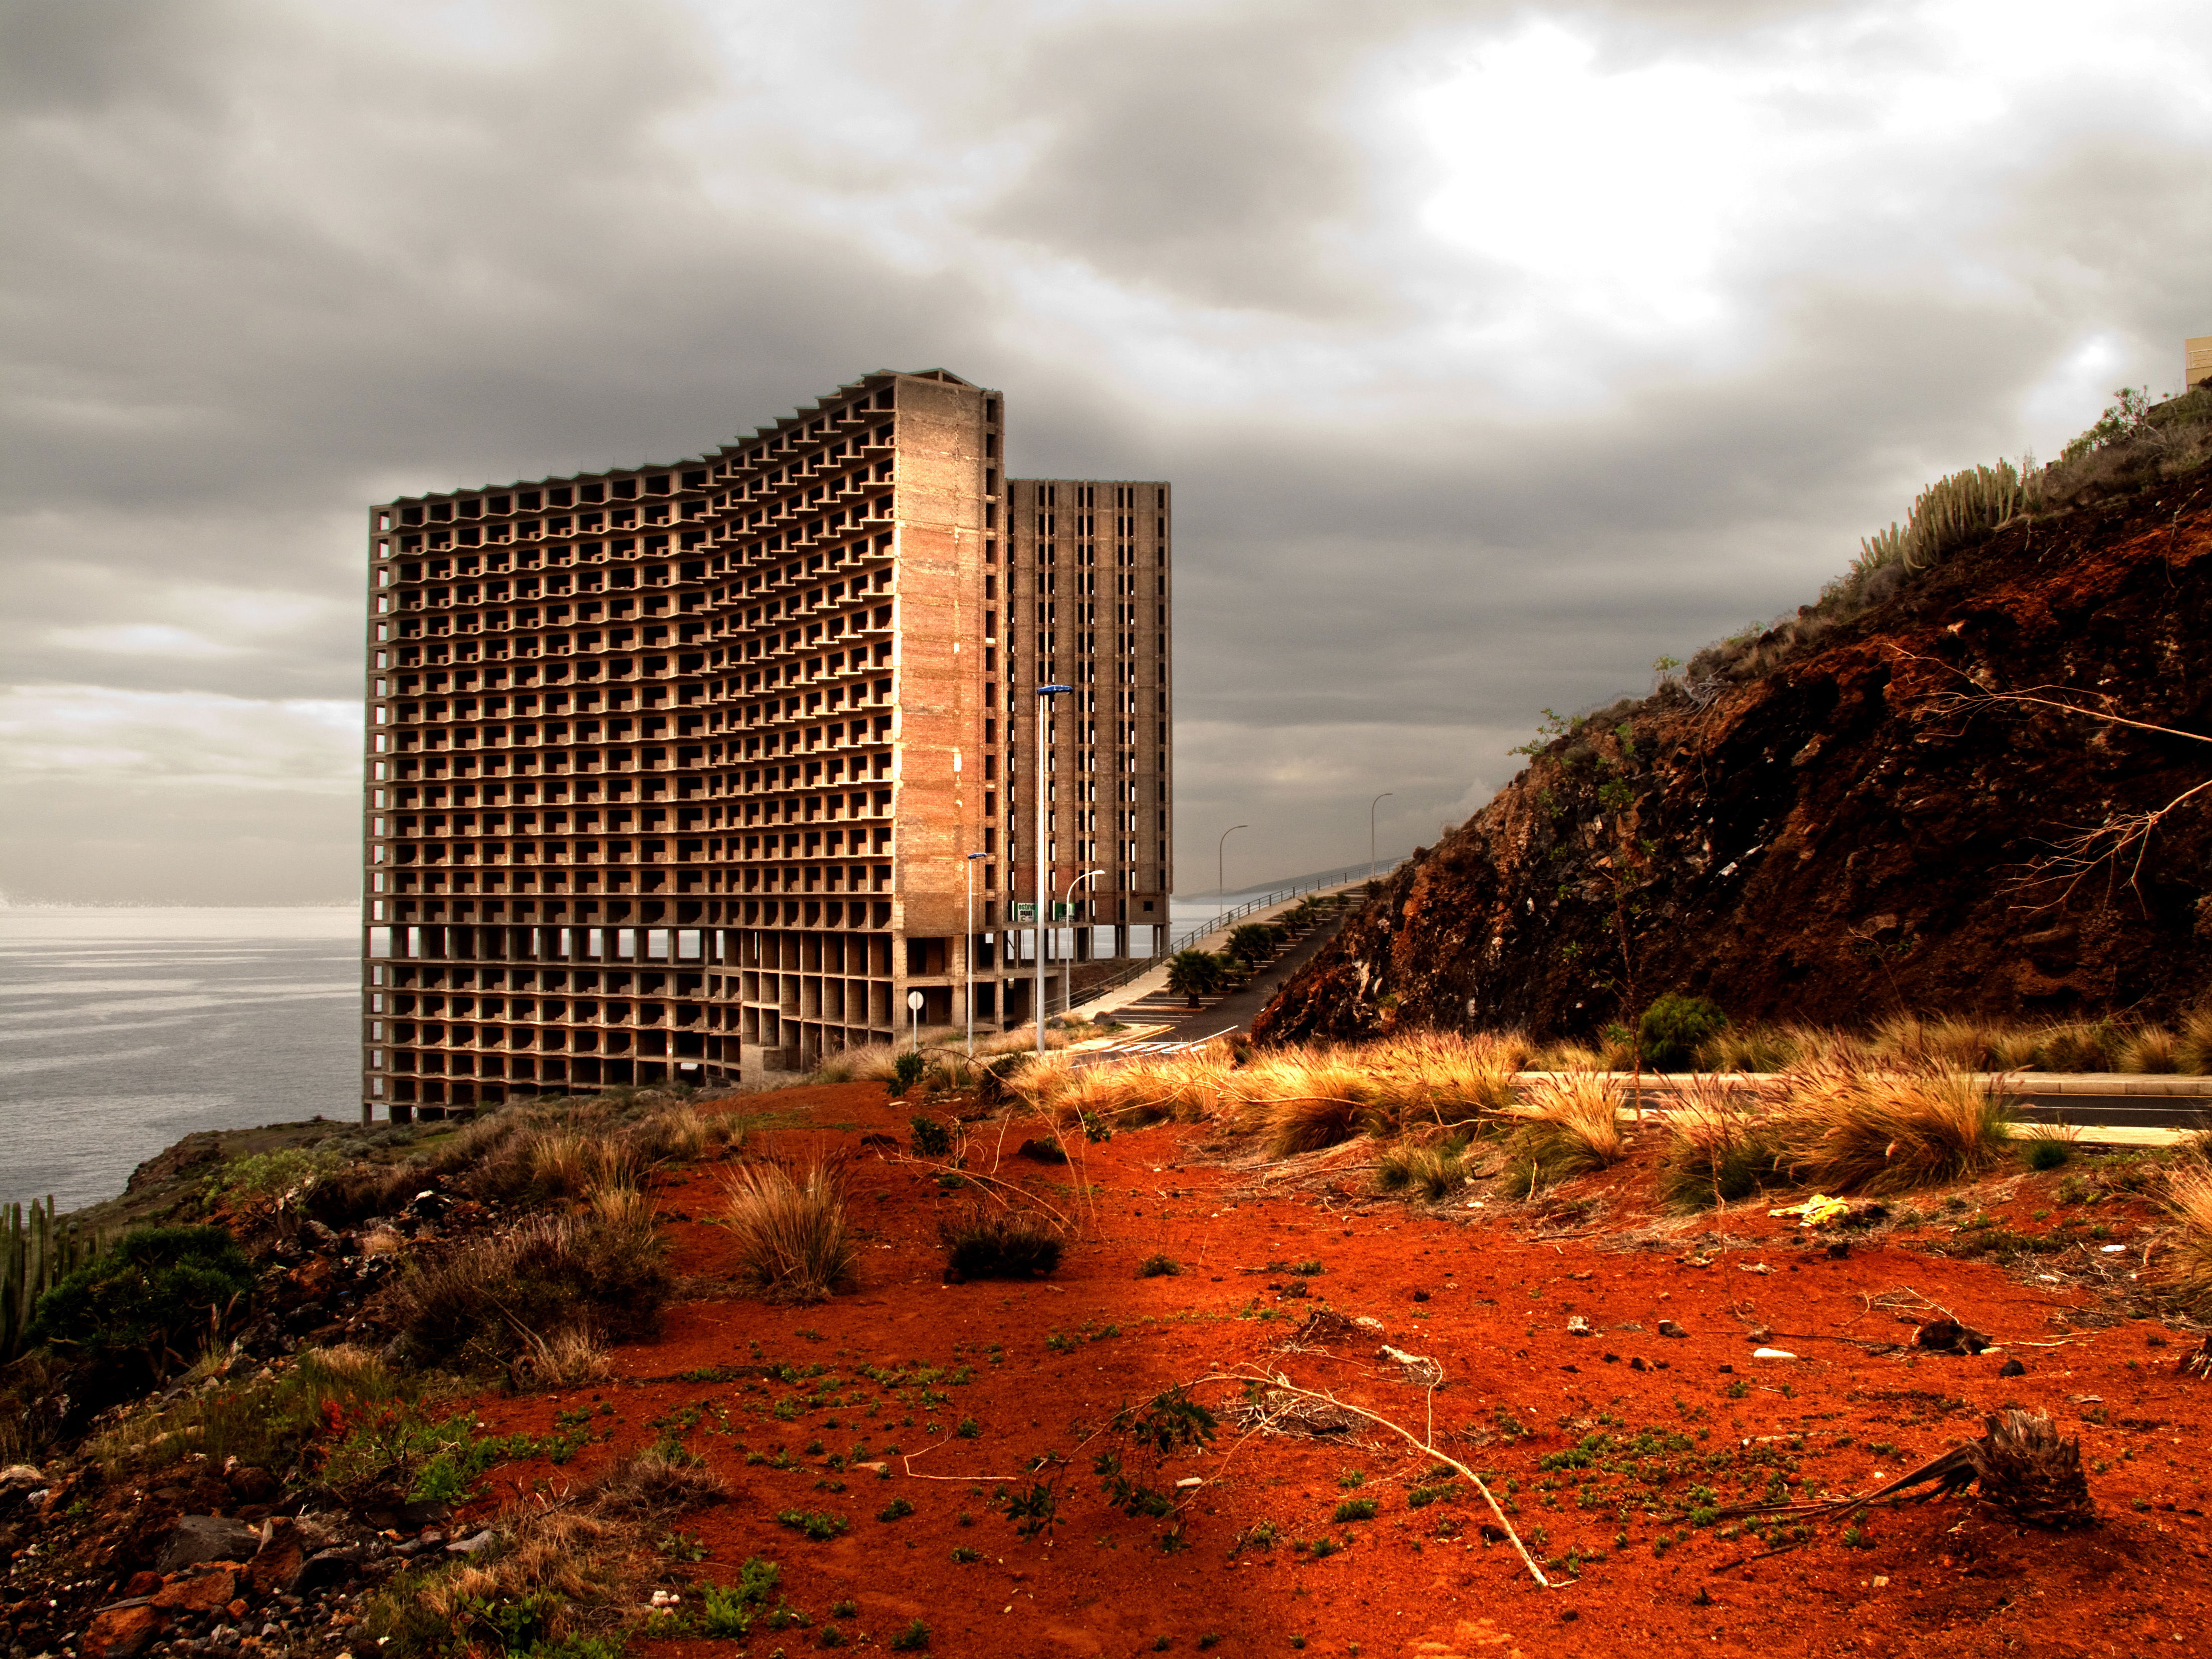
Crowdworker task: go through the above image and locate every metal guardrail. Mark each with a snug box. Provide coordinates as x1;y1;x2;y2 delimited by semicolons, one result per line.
1044;858;1407;1016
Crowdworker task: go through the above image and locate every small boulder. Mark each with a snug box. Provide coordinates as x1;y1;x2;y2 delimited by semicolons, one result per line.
226;1465;282;1505
82;1604;165;1659
247;1522;306;1599
1913;1318;1992;1356
1998;1357;2027;1378
293;1545;368;1594
152;1567;237;1615
1656;1319;1688;1338
157;1516;262;1575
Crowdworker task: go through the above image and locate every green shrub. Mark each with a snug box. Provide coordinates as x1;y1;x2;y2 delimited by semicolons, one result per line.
1137;1254;1181;1278
1639;995;1727;1069
29;1227;253;1390
775;1508;849;1541
890;1620;931;1651
909;1115;952;1158
1331;1498;1376;1522
701;1557;785;1637
892;1051;928;1093
2023;1135;2073;1172
207;1146;345;1197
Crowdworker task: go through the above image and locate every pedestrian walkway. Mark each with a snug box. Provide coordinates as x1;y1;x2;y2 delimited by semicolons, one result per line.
1068;878;1368;1042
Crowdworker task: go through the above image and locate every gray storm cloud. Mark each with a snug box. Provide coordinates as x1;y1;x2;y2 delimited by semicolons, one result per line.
2;0;2207;903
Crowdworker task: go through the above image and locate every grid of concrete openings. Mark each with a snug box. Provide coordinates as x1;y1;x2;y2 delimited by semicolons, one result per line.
361;369;1174;1120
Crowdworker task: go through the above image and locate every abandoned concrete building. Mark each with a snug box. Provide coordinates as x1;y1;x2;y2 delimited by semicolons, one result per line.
361;369;1173;1119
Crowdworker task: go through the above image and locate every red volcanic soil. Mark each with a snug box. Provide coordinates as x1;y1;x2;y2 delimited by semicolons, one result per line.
457;1085;2211;1658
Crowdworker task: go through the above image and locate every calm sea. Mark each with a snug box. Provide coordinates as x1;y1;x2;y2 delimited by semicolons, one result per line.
0;891;1321;1215
0;908;361;1215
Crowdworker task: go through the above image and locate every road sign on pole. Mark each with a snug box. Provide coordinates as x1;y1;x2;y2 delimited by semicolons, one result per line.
1012;902;1038;923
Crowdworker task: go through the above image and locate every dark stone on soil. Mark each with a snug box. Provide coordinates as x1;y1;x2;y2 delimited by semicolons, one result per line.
1999;1357;2028;1377
1913;1318;1993;1355
156;1517;262;1575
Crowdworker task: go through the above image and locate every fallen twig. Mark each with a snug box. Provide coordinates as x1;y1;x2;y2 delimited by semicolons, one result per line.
1196;1365;1561;1589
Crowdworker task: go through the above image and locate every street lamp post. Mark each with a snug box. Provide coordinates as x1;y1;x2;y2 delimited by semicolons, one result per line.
1369;791;1394;882
964;851;987;1058
1218;823;1247;919
1061;867;1104;1027
1034;683;1074;1058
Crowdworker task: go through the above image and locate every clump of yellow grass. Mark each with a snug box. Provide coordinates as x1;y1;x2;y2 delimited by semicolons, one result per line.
1238;1050;1391;1156
1497;1072;1628;1192
724;1160;857;1304
2179;1006;2212;1075
2156;1163;2212;1319
1657;1076;1772;1210
1871;1015;2007;1072
1048;1043;1237;1128
1768;1060;2014;1195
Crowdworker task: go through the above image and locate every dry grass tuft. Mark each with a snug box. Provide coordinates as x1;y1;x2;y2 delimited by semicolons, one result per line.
1498;1072;1627;1191
526;1127;641;1199
2116;1027;2179;1075
724;1160;857;1303
509;1322;612;1392
2177;1006;2212;1076
1253;1054;1389;1156
940;1209;1065;1280
1699;1024;1804;1073
1871;1015;2005;1072
590;1445;731;1517
384;1208;670;1369
2156;1164;2212;1319
1374;1135;1471;1201
1657;1078;1772;1210
1770;1062;2014;1194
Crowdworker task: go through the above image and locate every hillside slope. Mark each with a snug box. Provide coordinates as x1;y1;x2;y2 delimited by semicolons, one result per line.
1257;391;2212;1043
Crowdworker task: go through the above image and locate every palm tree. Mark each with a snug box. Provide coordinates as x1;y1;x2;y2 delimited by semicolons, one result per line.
1164;949;1228;1007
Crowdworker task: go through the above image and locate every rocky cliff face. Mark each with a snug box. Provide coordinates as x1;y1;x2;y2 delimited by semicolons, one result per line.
1257;401;2212;1044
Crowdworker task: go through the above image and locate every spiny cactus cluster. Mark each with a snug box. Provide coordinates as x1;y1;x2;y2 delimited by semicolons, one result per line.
2;1196;101;1361
1856;457;2041;578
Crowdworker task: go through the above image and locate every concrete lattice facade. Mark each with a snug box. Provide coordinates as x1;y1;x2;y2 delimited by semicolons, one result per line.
361;369;1171;1119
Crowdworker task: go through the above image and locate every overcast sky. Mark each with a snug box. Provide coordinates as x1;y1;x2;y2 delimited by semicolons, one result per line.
3;0;2207;905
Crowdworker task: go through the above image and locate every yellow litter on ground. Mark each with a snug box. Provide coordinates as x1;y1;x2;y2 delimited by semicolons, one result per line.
1768;1194;1851;1226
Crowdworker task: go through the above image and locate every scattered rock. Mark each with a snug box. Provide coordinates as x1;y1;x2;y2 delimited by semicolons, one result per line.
1565;1316;1590;1336
1657;1319;1688;1338
1998;1357;2028;1378
157;1516;263;1575
82;1603;165;1659
247;1522;306;1599
294;1545;369;1593
445;1529;497;1556
1913;1319;1992;1356
225;1465;282;1505
152;1568;237;1615
1752;1347;1798;1361
1411;1289;1430;1303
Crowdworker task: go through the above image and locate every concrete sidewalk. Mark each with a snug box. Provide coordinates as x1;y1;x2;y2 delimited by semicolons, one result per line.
1068;876;1371;1032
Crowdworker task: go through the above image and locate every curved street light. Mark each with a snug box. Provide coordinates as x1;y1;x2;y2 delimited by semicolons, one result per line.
1061;867;1105;1026
1218;823;1248;915
1369;791;1394;883
1034;683;1074;1056
964;851;987;1057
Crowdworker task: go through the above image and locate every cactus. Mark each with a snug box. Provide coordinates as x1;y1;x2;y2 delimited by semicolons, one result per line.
2;1197;101;1361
